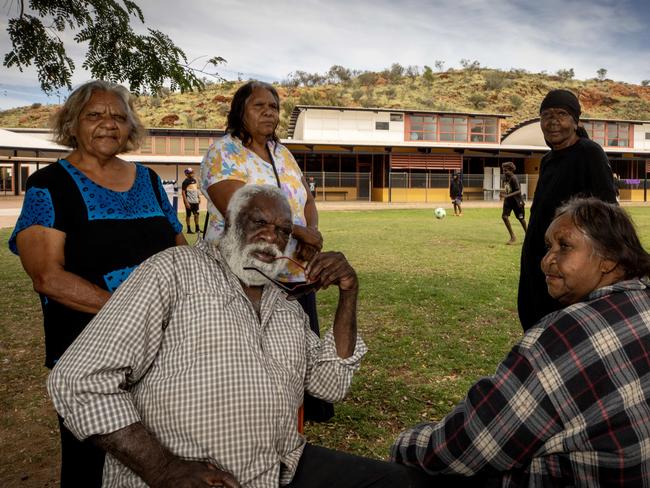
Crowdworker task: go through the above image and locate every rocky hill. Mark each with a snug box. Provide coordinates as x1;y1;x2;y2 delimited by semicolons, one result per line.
2;66;649;137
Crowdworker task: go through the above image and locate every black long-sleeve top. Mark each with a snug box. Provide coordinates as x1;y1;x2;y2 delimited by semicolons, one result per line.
518;137;617;330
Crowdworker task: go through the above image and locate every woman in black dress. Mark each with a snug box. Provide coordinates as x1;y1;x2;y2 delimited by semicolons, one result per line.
518;89;616;331
9;80;186;487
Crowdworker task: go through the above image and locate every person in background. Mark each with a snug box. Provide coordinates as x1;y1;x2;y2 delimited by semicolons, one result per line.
613;172;622;202
308;176;317;198
181;167;201;233
8;80;185;487
517;89;616;331
48;185;430;488
500;161;527;244
201;80;333;422
392;198;650;487
449;172;463;216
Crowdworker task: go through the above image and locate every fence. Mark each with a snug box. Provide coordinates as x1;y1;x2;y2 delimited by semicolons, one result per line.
301;172;543;203
388;173;538;202
304;172;371;201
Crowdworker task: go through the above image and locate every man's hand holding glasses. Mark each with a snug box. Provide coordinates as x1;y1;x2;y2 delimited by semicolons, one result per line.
244;252;357;300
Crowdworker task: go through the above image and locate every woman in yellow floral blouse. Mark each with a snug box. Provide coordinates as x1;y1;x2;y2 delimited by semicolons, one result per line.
201;81;332;421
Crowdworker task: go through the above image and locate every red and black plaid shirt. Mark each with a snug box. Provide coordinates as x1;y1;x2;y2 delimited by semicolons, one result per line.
391;279;650;487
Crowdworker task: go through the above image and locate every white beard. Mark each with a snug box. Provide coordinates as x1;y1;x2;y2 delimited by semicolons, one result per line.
219;228;284;286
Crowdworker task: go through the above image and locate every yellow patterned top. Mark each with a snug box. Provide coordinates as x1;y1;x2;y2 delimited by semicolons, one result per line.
200;134;308;282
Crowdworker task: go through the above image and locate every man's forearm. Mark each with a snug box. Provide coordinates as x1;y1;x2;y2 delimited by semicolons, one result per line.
92;422;172;486
332;289;358;358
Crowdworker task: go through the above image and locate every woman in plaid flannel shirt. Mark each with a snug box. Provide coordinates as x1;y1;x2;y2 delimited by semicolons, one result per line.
392;198;650;487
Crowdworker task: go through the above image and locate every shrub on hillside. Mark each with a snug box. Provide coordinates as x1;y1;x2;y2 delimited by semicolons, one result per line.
468;93;488;109
484;71;509;91
509;94;524;110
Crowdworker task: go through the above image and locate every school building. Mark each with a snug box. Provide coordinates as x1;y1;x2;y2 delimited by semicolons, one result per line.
2;105;649;201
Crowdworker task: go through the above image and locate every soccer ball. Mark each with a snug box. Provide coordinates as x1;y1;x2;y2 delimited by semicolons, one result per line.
434;207;446;219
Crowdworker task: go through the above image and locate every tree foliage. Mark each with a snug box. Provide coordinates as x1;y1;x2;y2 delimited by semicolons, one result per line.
556;68;575;81
422;65;434;84
597;68;608;81
459;58;481;72
4;0;224;94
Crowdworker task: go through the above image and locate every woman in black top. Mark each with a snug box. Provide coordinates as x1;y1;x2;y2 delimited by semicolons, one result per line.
9;80;185;487
518;89;616;331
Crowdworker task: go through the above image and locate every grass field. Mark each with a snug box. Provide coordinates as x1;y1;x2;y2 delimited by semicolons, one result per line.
2;206;649;486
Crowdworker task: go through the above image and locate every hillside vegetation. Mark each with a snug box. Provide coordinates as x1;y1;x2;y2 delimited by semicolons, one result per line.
2;64;649;137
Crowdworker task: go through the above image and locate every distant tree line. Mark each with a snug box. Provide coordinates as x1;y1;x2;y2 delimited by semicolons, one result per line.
284;63;426;87
282;61;642;92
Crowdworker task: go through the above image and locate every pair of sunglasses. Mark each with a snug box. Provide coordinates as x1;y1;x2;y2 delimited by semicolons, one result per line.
243;256;320;300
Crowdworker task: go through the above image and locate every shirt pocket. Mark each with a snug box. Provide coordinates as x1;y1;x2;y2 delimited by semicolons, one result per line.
152;292;235;378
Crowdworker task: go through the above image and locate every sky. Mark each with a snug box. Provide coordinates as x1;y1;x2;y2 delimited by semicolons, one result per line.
1;0;649;110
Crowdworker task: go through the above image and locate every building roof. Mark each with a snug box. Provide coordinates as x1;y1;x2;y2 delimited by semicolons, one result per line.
292;104;511;117
121;154;202;163
283;137;544;153
144;128;225;137
0;128;68;152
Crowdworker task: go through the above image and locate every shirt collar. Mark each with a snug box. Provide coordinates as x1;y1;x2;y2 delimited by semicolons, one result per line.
586;278;648;301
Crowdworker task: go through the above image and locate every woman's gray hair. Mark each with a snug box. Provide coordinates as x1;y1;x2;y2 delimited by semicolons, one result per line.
226;185;290;232
554;197;650;279
51;80;145;151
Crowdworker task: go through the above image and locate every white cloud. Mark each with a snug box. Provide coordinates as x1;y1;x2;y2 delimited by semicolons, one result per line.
1;0;648;109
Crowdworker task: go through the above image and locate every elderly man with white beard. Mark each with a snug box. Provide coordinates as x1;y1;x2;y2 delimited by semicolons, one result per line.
47;185;428;488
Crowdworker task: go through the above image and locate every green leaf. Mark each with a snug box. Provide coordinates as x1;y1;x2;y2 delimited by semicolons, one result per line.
3;0;221;95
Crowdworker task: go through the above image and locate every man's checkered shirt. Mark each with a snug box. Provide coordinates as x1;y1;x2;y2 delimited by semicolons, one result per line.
391;279;650;486
48;240;367;487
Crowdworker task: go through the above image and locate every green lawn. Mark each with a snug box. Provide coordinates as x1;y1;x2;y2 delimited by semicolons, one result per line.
1;207;649;485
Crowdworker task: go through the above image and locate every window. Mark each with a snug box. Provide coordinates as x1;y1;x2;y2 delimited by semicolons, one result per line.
390;113;403;122
645;132;650;140
154;137;166;154
439;116;467;142
405;114;494;142
184;138;197;155
169;137;181;154
375;121;389;130
583;121;631;147
584;121;606;145
469;117;498;142
407;114;437;141
607;122;629;147
198;137;211;152
140;136;152;154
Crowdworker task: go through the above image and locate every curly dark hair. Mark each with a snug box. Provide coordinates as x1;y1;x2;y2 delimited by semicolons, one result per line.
555;197;650;280
226;81;280;146
501;161;516;172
